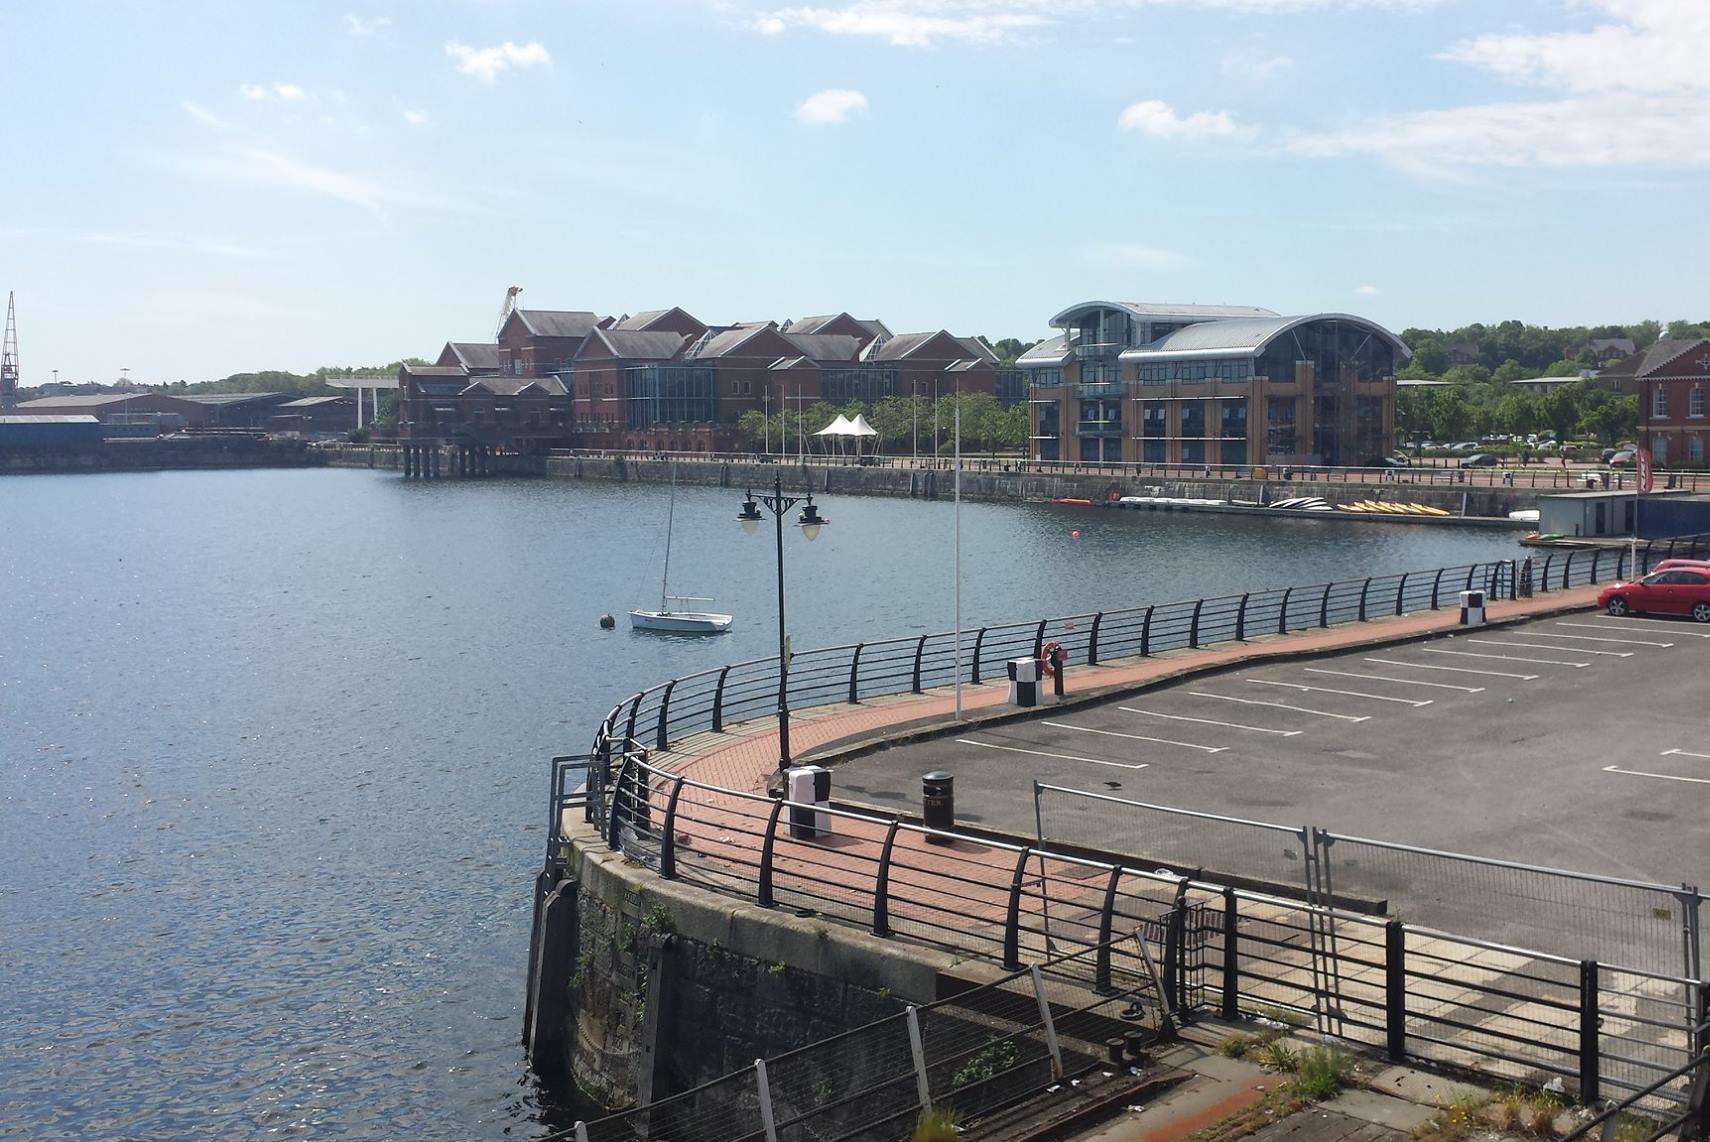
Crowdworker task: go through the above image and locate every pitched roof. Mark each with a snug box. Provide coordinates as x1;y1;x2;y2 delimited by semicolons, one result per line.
589;328;689;360
780;332;863;362
612;307;702;332
444;341;503;371
277;396;350;408
1049;300;1280;328
782;313;893;340
462;375;568;397
1015;334;1070;367
402;364;470;378
693;323;779;358
869;330;972;362
17;393;154;407
178;392;287;406
515;309;602;338
1633;338;1710;378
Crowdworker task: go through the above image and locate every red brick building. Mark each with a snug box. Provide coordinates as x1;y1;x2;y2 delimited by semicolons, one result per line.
495;309;606;377
1636;338;1710;469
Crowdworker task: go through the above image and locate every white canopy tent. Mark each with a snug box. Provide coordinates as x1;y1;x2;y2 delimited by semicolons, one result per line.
813;413;880;458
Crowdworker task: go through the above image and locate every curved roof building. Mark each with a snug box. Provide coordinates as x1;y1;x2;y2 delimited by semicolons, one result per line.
1021;300;1404;468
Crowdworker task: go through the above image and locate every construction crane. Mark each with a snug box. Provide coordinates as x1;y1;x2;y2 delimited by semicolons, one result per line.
495;285;522;340
1;292;19;410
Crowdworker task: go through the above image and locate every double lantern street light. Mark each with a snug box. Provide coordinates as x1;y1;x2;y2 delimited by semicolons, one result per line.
736;476;828;790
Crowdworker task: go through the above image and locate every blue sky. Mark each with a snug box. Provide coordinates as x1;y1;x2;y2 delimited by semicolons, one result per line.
2;0;1706;382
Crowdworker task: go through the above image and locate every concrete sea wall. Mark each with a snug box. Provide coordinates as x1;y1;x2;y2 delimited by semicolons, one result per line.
1;436;325;474
324;445;1535;518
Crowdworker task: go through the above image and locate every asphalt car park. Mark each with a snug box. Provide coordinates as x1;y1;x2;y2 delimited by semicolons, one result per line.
832;610;1710;892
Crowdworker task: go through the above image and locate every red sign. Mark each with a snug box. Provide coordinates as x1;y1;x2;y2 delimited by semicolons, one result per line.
1636;446;1654;495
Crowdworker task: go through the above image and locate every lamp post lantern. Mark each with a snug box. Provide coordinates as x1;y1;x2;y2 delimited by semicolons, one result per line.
738;475;828;788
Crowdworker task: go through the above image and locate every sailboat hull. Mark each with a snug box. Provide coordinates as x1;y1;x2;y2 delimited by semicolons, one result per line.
628;609;733;634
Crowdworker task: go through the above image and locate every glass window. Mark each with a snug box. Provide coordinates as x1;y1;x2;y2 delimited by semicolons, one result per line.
1142;438;1165;462
1653;386;1669;418
1180;400;1206;438
1181;439;1205;464
1690;435;1705;463
1654;435;1669;465
1142;402;1167;437
1691;387;1705;417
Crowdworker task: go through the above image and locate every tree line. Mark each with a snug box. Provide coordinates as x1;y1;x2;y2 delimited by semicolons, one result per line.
1396;378;1636;447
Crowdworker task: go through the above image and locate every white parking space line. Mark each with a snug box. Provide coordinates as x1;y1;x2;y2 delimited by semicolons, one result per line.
1117;706;1303;737
1515;631;1675;648
1602;765;1710;786
955;739;1150;770
1663;748;1710;760
1186;691;1370;722
1304;668;1485;693
1038;719;1226;754
1558;620;1710;639
1465;638;1633;658
1365;657;1538;680
1247;679;1431;706
1419;648;1589;668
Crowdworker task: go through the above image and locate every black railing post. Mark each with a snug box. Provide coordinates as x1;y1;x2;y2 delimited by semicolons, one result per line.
1590;549;1602;584
659;776;686;879
1189;598;1204;648
1095;866;1122;994
1162;882;1189;1017
1088;613;1103;665
1541;554;1554;591
655;680;675;750
1464;564;1476;594
848;643;863;704
625;692;643;747
1278;587;1292;635
1358;577;1372;621
1385;920;1406;1061
1617;546;1627;580
711;666;731;732
1579;959;1600;1105
608;754;636;850
1032;619;1048;662
1643;541;1656;573
1236;594;1249;641
1563;551;1575;590
972;627;986;685
911;635;927;694
1221;886;1240;1021
756;800;784;908
1319;583;1331;628
1141;605;1154;657
1431;567;1444;609
1003;846;1032;970
1396;573;1408;616
871;820;900;937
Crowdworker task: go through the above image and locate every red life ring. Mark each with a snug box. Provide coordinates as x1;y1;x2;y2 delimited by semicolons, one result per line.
1039;641;1064;677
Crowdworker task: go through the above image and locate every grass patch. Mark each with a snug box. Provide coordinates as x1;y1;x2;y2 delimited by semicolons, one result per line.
1412;1093;1490;1142
1217;1030;1284;1060
911;1107;962;1142
1289;1047;1351;1102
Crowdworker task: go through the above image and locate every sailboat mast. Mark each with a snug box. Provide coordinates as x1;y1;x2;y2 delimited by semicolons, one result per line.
660;464;676;611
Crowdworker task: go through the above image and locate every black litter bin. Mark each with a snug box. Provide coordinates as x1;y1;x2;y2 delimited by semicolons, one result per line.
922;771;954;835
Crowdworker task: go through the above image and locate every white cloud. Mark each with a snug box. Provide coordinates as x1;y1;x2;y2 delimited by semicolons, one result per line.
344;13;393;37
1085;243;1193;270
402;108;429;125
746;1;1440;48
180;100;229;128
1292;0;1710;172
1355;283;1380;296
445;40;552;82
1118;99;1247;140
1220;45;1294;83
238;82;311;102
172;144;440;217
794;88;869;125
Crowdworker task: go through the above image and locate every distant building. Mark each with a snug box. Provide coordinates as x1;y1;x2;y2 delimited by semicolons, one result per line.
1505;376;1585;397
399;303;1007;453
1636;338;1710;468
11;392;210;432
1446;342;1482;367
269;395;356;436
1584;337;1637;361
178;392;294;428
1018;301;1403;466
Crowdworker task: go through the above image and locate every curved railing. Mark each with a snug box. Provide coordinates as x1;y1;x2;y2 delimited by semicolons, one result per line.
588;537;1705;764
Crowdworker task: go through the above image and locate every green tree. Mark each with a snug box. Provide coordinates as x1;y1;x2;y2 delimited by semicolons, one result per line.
1431;389;1473;442
1491;359;1528;384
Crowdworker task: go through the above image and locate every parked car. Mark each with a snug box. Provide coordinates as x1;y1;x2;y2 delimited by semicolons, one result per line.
1377;456;1411;468
1601;447;1618;463
1598;568;1710;622
1461;453;1501;468
1609;450;1636;468
1652;558;1710;574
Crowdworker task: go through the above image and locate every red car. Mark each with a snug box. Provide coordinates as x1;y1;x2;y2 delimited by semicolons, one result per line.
1651;558;1710;574
1598;568;1710;622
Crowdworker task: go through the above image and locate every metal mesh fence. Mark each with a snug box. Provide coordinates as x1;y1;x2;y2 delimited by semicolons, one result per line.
1318;831;1700;980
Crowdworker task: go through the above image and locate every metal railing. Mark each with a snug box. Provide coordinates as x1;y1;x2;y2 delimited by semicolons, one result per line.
552;751;1709;1119
582;541;1710;780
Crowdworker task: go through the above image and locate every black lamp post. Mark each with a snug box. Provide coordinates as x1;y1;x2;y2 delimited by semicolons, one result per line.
738;476;828;789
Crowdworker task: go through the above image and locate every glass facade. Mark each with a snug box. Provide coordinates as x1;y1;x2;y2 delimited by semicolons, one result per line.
1136;359;1253;384
1027;368;1065;387
821;365;898;404
1220;400;1248;466
1252;319;1398;387
624;365;716;428
1266;397;1297;456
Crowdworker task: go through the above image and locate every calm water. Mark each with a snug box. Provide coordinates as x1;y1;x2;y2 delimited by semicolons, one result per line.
0;469;1526;1138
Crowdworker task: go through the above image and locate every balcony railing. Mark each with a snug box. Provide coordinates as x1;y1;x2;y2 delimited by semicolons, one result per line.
1076;420;1124;437
1076;381;1127;398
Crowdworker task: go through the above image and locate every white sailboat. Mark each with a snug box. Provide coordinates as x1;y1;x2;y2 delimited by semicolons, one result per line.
630;466;733;634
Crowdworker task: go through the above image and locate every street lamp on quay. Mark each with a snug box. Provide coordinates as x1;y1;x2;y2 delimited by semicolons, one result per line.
737;476;829;790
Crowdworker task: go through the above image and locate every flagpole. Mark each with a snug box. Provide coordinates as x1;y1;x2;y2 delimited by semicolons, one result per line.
954;394;963;719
